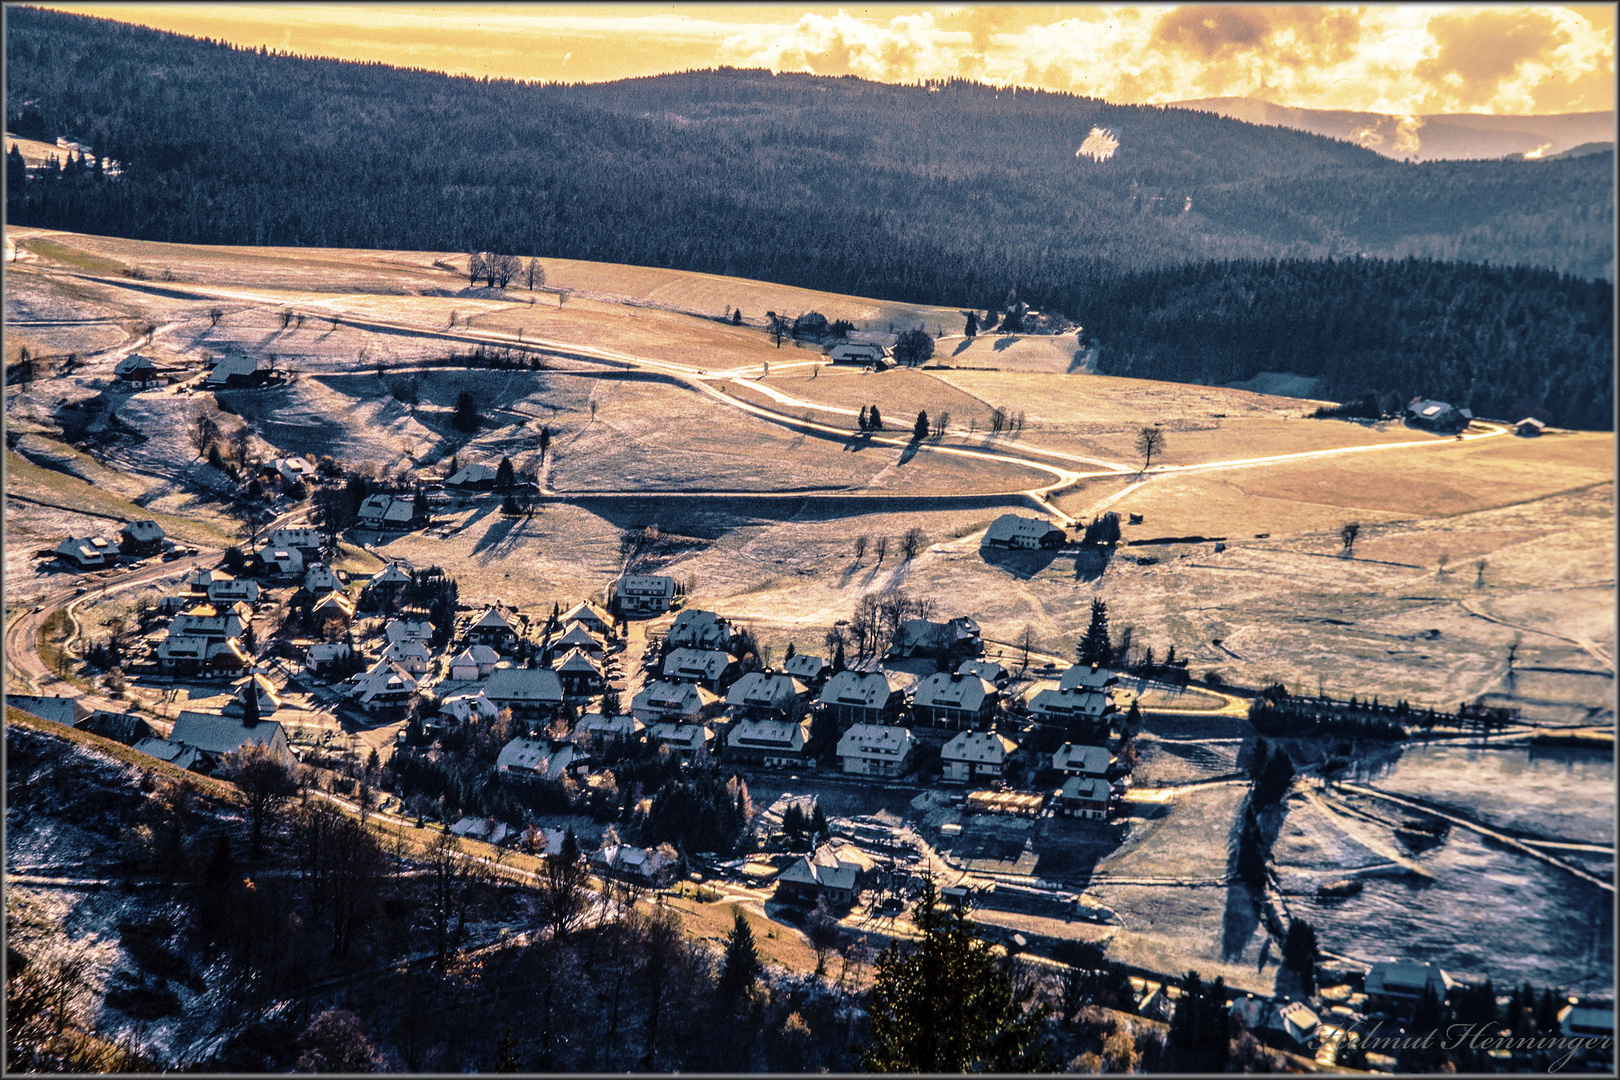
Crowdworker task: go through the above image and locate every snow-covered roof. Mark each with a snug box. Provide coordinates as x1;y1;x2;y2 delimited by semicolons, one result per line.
440;691;500;722
647;722;712;749
120;519;165;542
446;463;497;486
370;563;412;587
560;601;611;630
617;574;675;595
114;353;158;376
133;738;205;771
205;353;264;383
473;608;517;632
554;623;603;651
982;513;1064;545
725;671;808;709
783;653;826;680
912;672;996;711
664;647;734;682
1052;743;1110;774
7;695;79;726
727;717;808;752
1058;663;1117;691
633;680;717;714
304;564;342;593
1030;687;1112;719
170;710;287;758
556;647;602;674
1055;775;1109;802
481;666;563;704
384;618;434;644
837;723;914;759
820;669;902;708
942;730;1017;764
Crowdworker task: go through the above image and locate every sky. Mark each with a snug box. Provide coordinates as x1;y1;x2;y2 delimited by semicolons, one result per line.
39;4;1617;116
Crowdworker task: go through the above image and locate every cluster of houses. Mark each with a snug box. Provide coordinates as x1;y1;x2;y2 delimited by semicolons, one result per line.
53;519;173;570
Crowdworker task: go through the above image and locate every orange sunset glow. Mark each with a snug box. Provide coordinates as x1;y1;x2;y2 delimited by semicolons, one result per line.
37;4;1617;116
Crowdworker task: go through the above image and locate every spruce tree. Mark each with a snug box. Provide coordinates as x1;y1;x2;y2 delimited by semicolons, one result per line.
716;908;762;1001
1076;597;1111;666
869;406;882;431
913;411;930;441
858;405;869;431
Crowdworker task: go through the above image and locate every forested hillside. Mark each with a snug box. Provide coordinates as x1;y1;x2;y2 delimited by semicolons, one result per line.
1079;259;1614;430
5;7;1613;427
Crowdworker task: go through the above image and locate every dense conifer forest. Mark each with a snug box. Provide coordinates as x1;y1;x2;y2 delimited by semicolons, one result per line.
5;7;1614;426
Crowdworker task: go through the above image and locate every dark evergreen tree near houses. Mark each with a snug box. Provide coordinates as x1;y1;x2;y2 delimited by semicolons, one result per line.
716;908;762;1002
451;391;481;433
1281;918;1319;995
809;800;829;842
494;456;516;490
1167;971;1232;1072
861;879;1054;1072
1076;598;1112;666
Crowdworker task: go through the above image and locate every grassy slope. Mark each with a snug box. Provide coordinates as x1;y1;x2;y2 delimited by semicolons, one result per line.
4;449;233;546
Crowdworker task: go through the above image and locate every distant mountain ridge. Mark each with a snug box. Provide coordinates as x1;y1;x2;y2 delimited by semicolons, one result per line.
1171;97;1615;162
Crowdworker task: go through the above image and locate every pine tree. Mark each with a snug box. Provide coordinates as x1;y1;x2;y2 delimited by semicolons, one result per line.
1076;597;1111;666
861;880;1054;1071
809;800;828;841
716;908;762;1001
495;456;516;490
868;406;883;431
832;641;846;672
858;405;869;431
913;411;930;441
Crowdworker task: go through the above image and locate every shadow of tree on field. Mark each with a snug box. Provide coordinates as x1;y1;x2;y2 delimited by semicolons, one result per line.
980;545;1061;580
1074;544;1113;582
471;514;517;555
897;440;921;467
952;339;974;356
993;336;1020;352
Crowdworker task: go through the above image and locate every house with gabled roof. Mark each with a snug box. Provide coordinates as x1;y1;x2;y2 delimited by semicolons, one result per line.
555;648;605;699
133;737;207;772
169;608;246;644
269;456;314;488
305;641;354;675
819;669;905;726
154;634;211;675
632;680;721;725
612;573;676;616
560;600;613;637
205;353;269;387
496;737;588;781
1052;775;1111;819
573;712;644;746
726;717;811;768
646;721;714;763
552;622;606;658
592;843;678;886
381;497;417;529
827;342;888;369
254;547;305;577
350;660;419;717
384;618;434;646
114;353;162;385
77;709;156;746
1052;742;1112;778
911;671;998;729
7;695;83;727
667;607;730;650
469;607;520;649
207;577;261;606
439;690;500;724
367;562;413;597
56;536;113;569
480;665;563;719
957;658;1009;684
303;563;342;596
662;647;738;688
1030;664;1117;738
118;519;166;555
837;723;915;778
981;513;1066;550
775;853;858;907
445;463;498;490
312;591;355;627
725;671;810;721
941;730;1018;783
448;644;500;681
184;568;233;594
379;638;432;676
264;527;323;557
889;616;982;661
168;709;294;769
1364;961;1455;1008
357;493;394;526
783;652;827;685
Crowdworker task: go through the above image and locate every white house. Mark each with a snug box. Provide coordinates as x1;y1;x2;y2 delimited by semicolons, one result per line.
981;513;1066;550
726;717;811;768
439;690;500;724
632;680;720;725
837;723;915;778
819;669;905;725
725;671;810;720
941;730;1018;783
911;671;998;729
379;638;432;676
271;456;314;486
350;661;419;716
613;573;677;616
1052;775;1110;819
827;342;887;367
496;737;588;781
303;563;342;596
559;600;613;636
783;653;828;684
448;645;500;681
384;618;435;646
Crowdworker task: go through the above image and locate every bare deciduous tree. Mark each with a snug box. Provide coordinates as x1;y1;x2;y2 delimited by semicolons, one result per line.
853;535;868;562
1135;426;1165;470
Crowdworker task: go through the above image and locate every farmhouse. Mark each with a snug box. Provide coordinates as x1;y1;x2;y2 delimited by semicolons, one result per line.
480;666;564;719
1515;416;1547;437
445;463;498;490
1051;776;1111;819
662;647;737;688
384;618;434;645
827;342;888;369
889;616;982;661
819;669;905;726
613;573;677;616
7;695;83;727
941;730;1018;783
56;536;112;569
726;717;811;768
775;854;858;908
555;648;605;698
118;519;166;555
911;671;998;729
836;723;915;778
1364;961;1455;1008
725;671;810;721
357;493;394;526
1405;398;1473;434
368;562;413;593
113;353;162;386
303;563;342;596
496;737;587;781
379;638;432;676
667;607;730;650
468;607;520;650
169;608;246;643
154;634;210;675
167;709;295;769
981;513;1066;550
350;661;420;717
205;353;269;387
558;600;613;637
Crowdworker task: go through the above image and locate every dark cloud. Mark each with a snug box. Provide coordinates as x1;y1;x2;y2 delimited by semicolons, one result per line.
1151;5;1363;67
